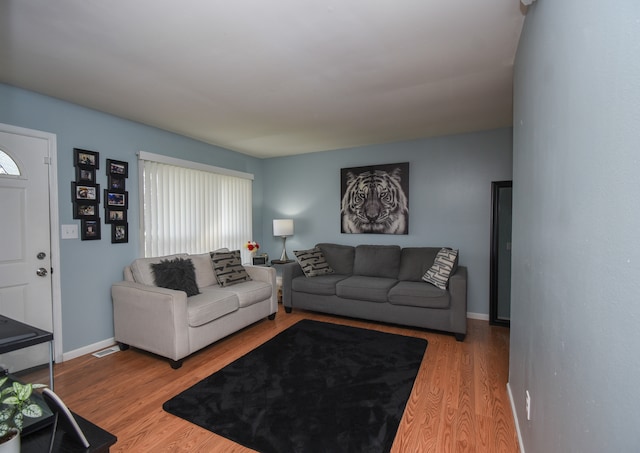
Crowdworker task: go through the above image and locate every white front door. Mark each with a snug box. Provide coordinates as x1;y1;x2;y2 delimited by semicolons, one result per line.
0;125;57;373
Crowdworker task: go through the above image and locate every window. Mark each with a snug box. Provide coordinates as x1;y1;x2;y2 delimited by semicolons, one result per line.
0;150;20;175
139;152;253;259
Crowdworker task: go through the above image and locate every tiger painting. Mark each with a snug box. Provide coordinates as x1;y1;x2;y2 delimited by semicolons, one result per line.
340;164;409;234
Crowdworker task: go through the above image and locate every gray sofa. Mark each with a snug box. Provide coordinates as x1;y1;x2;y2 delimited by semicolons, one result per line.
281;243;467;340
111;252;278;368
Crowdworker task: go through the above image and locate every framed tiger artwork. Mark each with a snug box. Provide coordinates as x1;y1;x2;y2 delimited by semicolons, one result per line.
340;162;409;234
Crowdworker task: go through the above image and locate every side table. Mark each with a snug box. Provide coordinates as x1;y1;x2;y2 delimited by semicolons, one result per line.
271;260;295;304
0;315;54;390
21;412;117;452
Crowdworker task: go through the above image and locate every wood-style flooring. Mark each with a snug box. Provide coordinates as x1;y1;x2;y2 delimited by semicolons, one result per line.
25;311;519;452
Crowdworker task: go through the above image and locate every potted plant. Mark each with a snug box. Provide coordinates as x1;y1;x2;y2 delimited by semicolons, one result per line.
0;376;47;452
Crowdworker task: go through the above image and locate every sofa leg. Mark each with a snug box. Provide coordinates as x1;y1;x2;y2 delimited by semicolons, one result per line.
117;342;130;351
268;313;276;320
285;306;292;313
170;359;183;370
454;333;466;342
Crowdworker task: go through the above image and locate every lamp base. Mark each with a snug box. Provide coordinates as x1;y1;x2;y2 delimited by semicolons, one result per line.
280;236;289;261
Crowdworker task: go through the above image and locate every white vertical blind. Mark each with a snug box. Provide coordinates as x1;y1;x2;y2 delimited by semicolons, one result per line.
139;155;253;259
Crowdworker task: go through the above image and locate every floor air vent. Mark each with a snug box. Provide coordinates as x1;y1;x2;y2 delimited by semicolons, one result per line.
92;346;120;358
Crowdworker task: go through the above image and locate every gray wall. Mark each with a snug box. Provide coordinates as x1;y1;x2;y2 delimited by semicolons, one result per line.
0;84;265;353
261;129;513;316
510;1;640;452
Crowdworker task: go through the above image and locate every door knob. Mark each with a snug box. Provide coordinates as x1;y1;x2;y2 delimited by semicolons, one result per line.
37;252;47;260
36;267;48;277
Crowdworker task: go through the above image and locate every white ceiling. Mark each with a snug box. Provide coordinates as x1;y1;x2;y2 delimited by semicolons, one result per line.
0;1;525;158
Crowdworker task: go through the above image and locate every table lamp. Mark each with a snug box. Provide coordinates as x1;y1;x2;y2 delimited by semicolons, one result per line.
273;219;294;261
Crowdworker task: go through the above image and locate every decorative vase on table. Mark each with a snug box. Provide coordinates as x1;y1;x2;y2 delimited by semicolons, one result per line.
0;429;20;453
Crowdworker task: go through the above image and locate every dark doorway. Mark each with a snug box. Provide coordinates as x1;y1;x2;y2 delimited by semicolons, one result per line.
490;181;512;327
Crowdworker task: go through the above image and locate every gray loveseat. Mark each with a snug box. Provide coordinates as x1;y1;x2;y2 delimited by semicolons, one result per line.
281;243;467;340
112;252;277;368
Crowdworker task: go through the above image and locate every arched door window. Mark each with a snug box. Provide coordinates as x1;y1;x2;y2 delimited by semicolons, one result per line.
0;150;21;175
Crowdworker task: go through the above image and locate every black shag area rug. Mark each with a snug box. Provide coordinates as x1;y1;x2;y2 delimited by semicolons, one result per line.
163;319;427;453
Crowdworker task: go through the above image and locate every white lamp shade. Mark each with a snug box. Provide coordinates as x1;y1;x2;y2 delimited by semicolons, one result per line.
273;219;294;237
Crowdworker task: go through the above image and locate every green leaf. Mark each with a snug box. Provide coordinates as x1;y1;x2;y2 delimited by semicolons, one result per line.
22;403;42;418
14;382;32;400
0;422;9;438
0;377;7;388
13;413;23;430
1;396;18;406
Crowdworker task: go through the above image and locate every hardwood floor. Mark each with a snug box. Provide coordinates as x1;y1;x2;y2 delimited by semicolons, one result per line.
28;311;518;452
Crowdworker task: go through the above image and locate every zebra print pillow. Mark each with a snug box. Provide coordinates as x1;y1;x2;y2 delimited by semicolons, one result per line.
294;247;334;277
210;250;252;287
422;248;458;290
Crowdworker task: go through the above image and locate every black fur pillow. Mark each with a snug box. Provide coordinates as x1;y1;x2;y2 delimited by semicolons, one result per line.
151;258;200;297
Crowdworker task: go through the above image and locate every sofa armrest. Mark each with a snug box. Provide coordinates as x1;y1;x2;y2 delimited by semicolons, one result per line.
111;281;190;361
281;262;303;308
244;265;278;314
448;266;468;336
244;264;276;285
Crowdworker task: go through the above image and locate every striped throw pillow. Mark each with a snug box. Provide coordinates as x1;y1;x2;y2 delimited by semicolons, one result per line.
294;247;334;277
422;248;458;290
210;250;252;287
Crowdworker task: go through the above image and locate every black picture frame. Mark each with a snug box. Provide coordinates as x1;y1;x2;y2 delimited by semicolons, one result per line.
105;207;127;224
104;190;128;208
72;182;100;203
73;202;99;219
81;219;101;240
73;148;99;169
111;223;128;243
106;159;128;178
75;166;96;183
340;162;410;235
108;175;126;190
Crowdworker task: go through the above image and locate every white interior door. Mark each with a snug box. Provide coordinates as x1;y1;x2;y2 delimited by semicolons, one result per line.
0;127;56;373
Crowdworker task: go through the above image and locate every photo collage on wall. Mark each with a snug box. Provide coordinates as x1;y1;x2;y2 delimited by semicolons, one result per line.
71;148;129;243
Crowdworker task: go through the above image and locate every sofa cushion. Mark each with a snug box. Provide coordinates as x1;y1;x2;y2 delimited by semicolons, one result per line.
211;250;252;287
388;281;450;309
151;258;200;297
130;253;188;286
353;245;401;279
225;280;274;308
336;275;398;303
316;243;355;275
190;253;218;288
294;247;334;277
397;247;441;282
422;248;459;290
292;274;350;296
187;288;239;327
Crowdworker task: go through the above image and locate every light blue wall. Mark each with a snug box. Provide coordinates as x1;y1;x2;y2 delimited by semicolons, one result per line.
1;82;512;354
510;1;640;452
0;83;265;353
261;128;513;315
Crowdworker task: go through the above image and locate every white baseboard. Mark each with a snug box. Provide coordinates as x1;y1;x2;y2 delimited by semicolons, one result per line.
507;382;525;453
60;314;488;360
62;337;116;362
467;312;490;321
